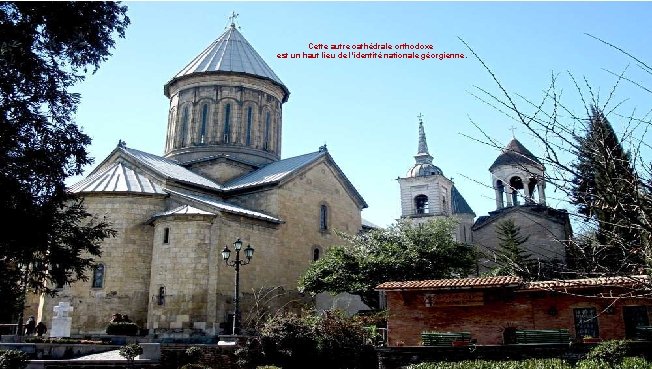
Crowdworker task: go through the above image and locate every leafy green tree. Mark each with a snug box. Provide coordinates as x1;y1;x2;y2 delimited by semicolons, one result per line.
0;2;128;321
571;106;647;274
300;218;477;308
490;219;535;279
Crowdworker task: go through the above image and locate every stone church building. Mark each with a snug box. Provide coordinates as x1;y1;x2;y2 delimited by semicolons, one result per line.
398;122;571;272
472;138;572;271
31;23;367;335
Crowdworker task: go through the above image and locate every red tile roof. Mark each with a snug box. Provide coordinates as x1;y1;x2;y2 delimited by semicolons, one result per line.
375;275;651;292
376;276;523;290
524;275;650;291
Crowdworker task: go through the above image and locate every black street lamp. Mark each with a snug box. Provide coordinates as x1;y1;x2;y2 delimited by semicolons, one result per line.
221;238;254;335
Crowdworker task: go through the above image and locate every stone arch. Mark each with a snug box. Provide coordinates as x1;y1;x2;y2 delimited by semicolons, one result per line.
414;194;429;214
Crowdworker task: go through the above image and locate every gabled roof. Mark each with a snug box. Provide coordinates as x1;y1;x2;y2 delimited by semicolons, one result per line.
166;25;289;102
165;189;281;223
451;186;474;215
376;276;523;291
84;144;223;193
73;144;366;210
472;204;569;231
69;161;165;195
489;138;543;171
224;151;325;190
224;149;367;209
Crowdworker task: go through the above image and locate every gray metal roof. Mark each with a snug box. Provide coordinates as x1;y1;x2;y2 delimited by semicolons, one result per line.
451;186;475;215
224;151;325;190
172;25;288;98
121;147;223;191
153;205;215;218
165;189;281;223
69;162;165;195
489;138;543;171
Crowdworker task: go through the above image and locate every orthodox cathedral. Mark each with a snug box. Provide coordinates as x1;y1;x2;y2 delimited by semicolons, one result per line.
31;22;367;335
26;20;571;336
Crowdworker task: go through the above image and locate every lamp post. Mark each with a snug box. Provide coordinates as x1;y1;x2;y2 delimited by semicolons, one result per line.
221;238;254;335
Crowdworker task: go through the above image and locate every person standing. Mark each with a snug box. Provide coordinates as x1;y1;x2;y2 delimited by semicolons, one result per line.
25;316;36;336
36;322;47;337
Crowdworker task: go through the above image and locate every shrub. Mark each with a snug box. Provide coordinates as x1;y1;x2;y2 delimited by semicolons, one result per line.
585;339;629;367
119;343;143;362
259;313;317;369
106;322;139;336
179;365;211;369
240;311;377;369
0;350;29;369
185;346;203;364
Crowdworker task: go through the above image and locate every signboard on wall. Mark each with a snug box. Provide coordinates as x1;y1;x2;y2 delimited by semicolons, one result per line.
424;292;484;307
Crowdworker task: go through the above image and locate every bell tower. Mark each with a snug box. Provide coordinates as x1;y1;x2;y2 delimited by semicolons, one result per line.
489;138;545;209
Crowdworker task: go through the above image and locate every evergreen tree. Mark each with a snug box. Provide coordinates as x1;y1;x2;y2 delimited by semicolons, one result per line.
0;2;128;321
492;219;535;279
571;106;645;274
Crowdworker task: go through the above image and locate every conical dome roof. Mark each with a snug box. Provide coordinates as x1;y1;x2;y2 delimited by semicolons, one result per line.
164;24;289;101
489;138;543;171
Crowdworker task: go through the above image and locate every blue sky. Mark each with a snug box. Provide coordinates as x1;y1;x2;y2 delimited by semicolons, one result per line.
69;1;652;228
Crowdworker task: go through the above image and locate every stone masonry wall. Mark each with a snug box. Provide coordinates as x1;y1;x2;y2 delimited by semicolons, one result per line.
39;193;165;335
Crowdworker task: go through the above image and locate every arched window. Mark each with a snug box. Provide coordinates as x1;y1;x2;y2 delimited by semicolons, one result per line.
223;103;231;143
320;204;328;231
199;103;209;144
180;105;189;146
246;107;253;145
263;111;270;150
92;263;105;288
313;247;321;261
510;176;523;206
415;195;429;214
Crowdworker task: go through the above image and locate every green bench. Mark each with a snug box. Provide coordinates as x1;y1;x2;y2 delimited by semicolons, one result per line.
514;329;571;344
421;331;471;346
635;326;652;340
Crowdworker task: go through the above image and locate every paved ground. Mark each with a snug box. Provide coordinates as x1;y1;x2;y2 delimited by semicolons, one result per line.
71;349;129;361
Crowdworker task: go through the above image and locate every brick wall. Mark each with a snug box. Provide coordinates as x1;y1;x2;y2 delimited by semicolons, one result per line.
385;288;652;346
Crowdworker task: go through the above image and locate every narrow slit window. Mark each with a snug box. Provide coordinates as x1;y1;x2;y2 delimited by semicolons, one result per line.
320;205;328;231
180;105;189;146
158;286;165;306
313;248;320;261
246;107;253;145
92;264;105;288
200;104;208;144
163;227;170;244
223;103;231;143
263;111;270;150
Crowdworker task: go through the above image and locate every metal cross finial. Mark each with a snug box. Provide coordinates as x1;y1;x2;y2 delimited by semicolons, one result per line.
417;113;424;123
509;125;517;138
228;11;239;28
